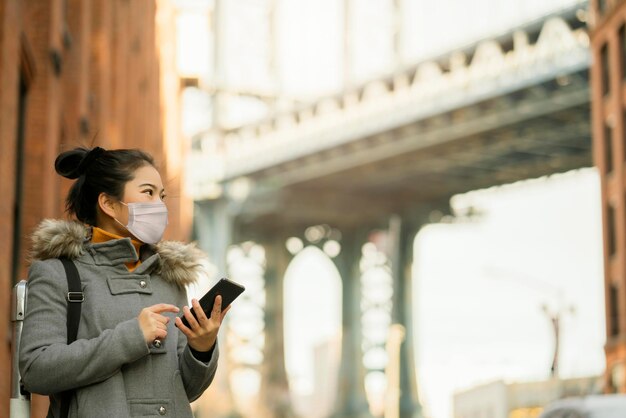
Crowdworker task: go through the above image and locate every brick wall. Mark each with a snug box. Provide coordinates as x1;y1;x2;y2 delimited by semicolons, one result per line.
0;1;184;416
0;0;21;414
591;0;626;394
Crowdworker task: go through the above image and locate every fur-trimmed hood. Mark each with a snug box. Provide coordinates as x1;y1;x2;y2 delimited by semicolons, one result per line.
30;219;208;288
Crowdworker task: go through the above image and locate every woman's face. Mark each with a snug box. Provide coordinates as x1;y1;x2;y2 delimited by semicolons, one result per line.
121;164;166;205
100;164;166;238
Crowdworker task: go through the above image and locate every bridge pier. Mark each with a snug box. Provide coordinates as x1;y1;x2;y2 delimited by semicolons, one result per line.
388;216;422;418
332;215;424;418
192;200;240;417
193;199;233;276
333;228;373;418
256;235;295;418
194;199;428;418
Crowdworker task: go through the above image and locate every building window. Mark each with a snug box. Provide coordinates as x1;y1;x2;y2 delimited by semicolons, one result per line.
608;204;617;256
602;43;610;96
610;284;620;337
605;122;614;173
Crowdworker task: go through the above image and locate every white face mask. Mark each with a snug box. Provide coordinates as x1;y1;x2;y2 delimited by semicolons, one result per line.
115;201;168;244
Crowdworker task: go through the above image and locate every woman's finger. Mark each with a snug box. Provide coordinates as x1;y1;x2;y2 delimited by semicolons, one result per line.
182;305;200;330
192;299;208;324
175;316;191;334
211;295;223;319
147;303;180;314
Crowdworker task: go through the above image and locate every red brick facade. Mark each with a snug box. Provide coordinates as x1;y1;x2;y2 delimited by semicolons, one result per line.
591;0;626;394
0;1;186;416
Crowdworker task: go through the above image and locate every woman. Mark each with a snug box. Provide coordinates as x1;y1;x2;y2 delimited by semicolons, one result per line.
19;146;227;417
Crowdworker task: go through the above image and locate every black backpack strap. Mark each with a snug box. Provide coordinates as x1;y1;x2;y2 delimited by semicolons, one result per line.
59;258;83;418
60;258;83;343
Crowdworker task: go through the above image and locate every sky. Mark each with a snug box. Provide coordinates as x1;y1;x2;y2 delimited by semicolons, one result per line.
414;168;605;418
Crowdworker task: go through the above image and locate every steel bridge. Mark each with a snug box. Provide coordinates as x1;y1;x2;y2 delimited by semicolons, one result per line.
188;4;591;418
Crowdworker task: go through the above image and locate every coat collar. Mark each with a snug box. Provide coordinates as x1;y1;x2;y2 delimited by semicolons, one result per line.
29;219;207;289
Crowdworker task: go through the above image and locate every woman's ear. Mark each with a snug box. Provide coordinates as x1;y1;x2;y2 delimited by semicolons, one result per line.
97;193;118;219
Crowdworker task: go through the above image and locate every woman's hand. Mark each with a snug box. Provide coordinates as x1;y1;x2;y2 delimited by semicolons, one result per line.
138;303;180;344
175;295;230;352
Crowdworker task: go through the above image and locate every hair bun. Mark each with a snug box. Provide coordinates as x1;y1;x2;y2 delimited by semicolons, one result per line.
55;147;105;179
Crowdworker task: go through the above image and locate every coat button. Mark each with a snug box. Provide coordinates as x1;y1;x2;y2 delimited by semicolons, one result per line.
158;405;166;415
153;339;162;348
139;280;147;288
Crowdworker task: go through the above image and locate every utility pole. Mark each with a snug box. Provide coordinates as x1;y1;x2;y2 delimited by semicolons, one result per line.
484;265;575;381
541;303;575;379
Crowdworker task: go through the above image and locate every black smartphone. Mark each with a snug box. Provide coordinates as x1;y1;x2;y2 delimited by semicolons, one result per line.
180;278;245;327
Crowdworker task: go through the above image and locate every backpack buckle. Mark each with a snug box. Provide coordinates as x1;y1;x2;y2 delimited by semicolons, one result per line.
66;292;84;303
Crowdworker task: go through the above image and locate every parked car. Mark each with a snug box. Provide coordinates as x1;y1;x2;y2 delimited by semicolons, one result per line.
538;395;626;418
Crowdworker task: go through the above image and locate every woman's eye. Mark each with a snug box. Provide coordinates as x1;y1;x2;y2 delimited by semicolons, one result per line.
143;190;153;196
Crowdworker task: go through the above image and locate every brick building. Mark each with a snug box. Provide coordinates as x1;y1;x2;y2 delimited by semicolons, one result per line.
0;0;188;416
591;0;626;394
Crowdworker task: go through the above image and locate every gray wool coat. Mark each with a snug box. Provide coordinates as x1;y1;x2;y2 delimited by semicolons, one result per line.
19;219;220;418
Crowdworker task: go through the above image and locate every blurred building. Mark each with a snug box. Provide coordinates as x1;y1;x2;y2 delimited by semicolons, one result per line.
0;0;187;416
590;0;626;394
453;376;603;418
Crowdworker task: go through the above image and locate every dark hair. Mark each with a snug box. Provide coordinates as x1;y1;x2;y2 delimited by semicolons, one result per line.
55;147;155;225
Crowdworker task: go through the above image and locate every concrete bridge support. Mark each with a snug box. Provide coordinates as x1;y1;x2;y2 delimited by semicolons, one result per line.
192;200;239;417
193;200;233;276
332;217;423;418
388;216;422;418
333;228;373;418
256;235;295;418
